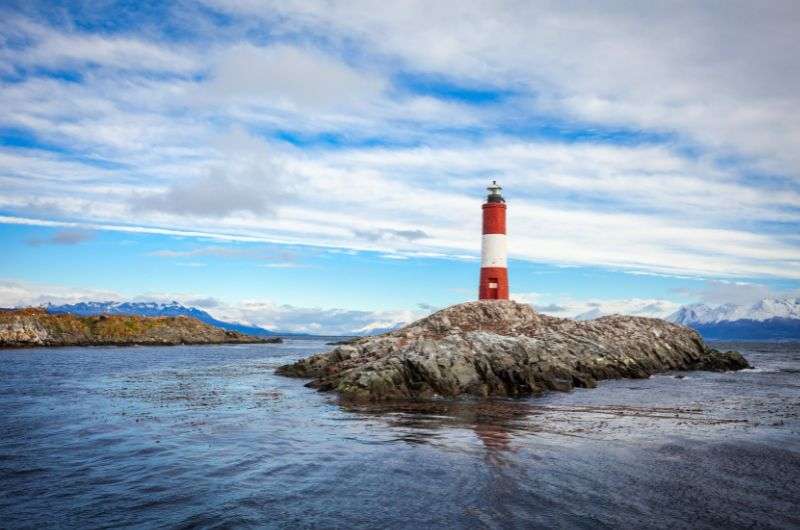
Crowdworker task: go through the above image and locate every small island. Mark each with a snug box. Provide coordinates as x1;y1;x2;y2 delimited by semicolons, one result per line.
278;300;750;401
0;308;280;347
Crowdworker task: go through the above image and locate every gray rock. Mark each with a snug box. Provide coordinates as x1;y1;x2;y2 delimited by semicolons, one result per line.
277;300;750;401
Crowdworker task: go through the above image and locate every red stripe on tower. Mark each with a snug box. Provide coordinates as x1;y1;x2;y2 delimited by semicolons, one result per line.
479;181;509;300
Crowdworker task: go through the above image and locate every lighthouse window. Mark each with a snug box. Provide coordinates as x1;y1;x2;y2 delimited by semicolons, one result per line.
488;282;498;288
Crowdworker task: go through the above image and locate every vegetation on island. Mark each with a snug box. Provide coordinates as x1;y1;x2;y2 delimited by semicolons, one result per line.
0;308;280;347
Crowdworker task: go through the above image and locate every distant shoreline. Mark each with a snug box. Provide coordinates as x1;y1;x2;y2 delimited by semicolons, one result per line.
0;308;281;349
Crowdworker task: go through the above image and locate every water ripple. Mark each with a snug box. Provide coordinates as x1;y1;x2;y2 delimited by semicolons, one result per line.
1;341;798;528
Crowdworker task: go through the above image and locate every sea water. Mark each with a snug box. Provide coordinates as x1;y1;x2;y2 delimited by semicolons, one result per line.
1;340;798;528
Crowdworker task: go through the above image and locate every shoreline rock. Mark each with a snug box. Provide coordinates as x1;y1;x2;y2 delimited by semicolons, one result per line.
277;300;750;401
0;308;281;348
325;337;359;346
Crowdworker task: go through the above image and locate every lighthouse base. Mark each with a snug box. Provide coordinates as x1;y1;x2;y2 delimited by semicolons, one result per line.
479;267;509;300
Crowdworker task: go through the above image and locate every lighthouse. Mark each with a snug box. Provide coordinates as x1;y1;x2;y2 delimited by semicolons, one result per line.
479;181;509;300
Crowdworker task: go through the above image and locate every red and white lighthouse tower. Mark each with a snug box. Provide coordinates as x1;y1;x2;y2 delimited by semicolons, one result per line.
479;181;509;300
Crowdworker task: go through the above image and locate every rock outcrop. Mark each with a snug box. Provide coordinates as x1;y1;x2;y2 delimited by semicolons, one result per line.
0;308;281;347
277;300;749;401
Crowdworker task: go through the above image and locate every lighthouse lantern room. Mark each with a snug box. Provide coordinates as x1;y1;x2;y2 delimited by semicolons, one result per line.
479;180;509;300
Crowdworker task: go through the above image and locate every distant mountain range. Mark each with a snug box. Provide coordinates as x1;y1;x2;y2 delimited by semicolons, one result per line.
667;297;800;340
46;301;282;337
43;297;800;341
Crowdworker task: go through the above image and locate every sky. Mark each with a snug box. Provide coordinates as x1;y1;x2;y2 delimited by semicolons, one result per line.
1;1;799;334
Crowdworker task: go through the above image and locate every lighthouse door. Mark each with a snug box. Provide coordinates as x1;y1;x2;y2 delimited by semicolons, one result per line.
487;278;499;299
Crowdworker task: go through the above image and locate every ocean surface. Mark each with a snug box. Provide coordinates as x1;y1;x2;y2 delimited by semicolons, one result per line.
1;340;798;529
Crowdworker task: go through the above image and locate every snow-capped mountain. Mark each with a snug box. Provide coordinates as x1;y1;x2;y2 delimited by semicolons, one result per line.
668;297;800;324
46;301;281;337
667;297;800;339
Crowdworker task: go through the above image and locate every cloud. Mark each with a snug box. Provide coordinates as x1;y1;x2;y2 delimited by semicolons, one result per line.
259;262;308;269
148;246;253;258
184;297;221;308
1;16;199;73
673;280;775;306
127;128;299;218
0;279;120;307
148;244;306;268
4;134;800;278
533;303;567;313
26;229;94;246
354;228;429;242
212;301;420;335
4;276;795;332
222;1;800;173
0;6;798;282
204;44;387;109
514;292;681;320
0;279;422;335
130;167;277;218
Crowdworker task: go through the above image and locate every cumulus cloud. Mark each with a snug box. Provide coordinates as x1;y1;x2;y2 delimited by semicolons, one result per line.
131;167;276;217
128;127;298;218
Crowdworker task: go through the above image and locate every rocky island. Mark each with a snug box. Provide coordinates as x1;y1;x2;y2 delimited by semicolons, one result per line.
0;308;280;347
278;300;750;401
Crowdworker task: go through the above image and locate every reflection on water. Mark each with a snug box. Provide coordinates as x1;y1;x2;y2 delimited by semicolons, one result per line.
1;340;799;528
343;400;528;458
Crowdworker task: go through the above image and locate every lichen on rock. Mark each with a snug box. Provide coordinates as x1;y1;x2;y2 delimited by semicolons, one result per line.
277;300;750;401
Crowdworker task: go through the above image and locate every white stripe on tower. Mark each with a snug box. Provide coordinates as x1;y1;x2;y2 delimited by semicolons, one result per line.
481;234;507;267
479;180;509;300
